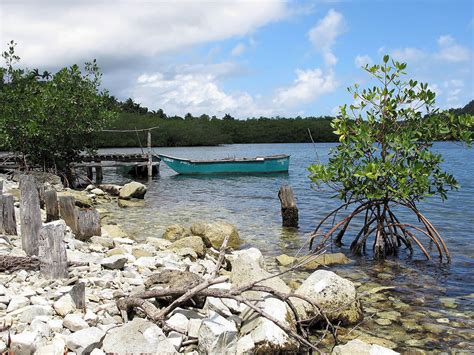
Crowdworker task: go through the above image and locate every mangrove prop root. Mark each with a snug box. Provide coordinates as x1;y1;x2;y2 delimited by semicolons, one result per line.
310;199;449;261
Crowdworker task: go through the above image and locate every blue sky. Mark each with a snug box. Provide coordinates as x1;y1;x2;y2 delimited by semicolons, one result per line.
1;0;473;118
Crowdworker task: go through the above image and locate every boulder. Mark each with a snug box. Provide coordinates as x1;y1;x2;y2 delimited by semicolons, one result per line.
332;339;399;355
275;254;295;266
100;255;128;270
294;270;363;325
63;313;90;331
20;305;53;323
35;337;65;355
10;331;38;355
198;311;238;354
118;181;147;200
98;184;122;196
6;296;30;312
102;224;127;238
53;294;76;316
145;270;203;289
191;221;242;249
162;224;188;241
66;327;105;355
118;199;145;208
169;235;206;257
102;318;169;353
166;313;189;334
58;189;93;208
90;188;105;196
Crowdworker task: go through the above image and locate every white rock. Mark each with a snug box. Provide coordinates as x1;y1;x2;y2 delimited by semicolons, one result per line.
228;247;265;268
100;255;128;270
31;319;51;337
64;313;89;331
133;256;158;269
65;327;105;355
0;295;11;305
113;237;135;245
30;296;49;306
0;284;6;295
10;331;38;355
167;331;184;350
166;313;189;334
90;349;106;355
20;305;53;323
91;188;105;196
6;296;30;312
53;294;76;316
0;339;6;353
145;237;171;250
187;318;203;338
35;337;66;355
47;319;63;332
198;311;238;354
332;339;399;355
84;309;98;323
119;181;147;200
236;334;255;354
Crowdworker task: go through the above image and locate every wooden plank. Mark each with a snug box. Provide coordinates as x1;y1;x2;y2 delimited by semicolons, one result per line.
278;185;299;228
59;196;78;233
20;175;42;256
1;194;17;235
38;221;68;279
45;189;60;223
76;208;101;241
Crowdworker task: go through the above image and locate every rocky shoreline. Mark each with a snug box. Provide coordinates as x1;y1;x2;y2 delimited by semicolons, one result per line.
1;175;400;354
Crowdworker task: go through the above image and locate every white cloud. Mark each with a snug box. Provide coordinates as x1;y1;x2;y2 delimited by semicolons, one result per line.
308;9;346;66
231;43;246;56
273;68;338;106
0;0;288;68
435;35;471;62
354;55;373;68
391;47;427;63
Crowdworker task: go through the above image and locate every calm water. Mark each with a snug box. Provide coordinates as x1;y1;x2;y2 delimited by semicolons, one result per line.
99;142;473;352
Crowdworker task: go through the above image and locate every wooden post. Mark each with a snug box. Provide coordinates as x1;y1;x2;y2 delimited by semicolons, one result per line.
45;190;59;222
70;282;86;310
59;196;78;233
95;161;103;182
76;208;101;241
86;166;94;181
1;194;17;235
20;175;42;256
38;220;68;279
147;129;153;177
278;185;299;228
36;180;45;209
0;180;3;195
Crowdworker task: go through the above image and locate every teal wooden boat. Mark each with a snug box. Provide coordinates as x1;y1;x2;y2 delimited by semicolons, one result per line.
159;154;289;175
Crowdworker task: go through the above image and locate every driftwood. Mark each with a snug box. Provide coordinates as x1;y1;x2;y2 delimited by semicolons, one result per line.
75;208;101;241
38;221;68;279
278;185;299;228
20;175;42;256
0;194;17;235
59;196;77;233
116;235;336;352
44;189;59;222
0;255;87;273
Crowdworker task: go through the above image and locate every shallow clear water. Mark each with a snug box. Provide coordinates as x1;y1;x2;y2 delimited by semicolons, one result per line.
98;142;473;352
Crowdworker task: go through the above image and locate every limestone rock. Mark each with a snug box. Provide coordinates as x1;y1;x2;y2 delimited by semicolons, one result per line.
298;252;351;270
162;224;188;241
6;296;30;312
90;188;105;196
90;236;114;249
118;199;145;208
191;221;242;249
118;181;147;200
53;294;76;316
131;248;153;258
146;237;172;249
166;313;189;334
294;270;363;325
332;339;399;355
58;189;93;208
102;318;167;353
98;184;122;196
100;255;127;270
169;235;206;258
20;305;53;323
10;331;38;355
198;311;238;354
102;224;127;238
66;327;105;355
64;313;89;331
275;254;295;266
35;337;65;355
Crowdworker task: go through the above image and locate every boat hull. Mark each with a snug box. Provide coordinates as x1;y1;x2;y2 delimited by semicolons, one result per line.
159;154;289;175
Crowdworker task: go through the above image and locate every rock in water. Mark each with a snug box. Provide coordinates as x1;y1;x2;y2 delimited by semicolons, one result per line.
191;221;242;249
332;339;399;354
162;224;188;241
294;270;363;325
117;199;145;208
101;224;127;238
102;318;172;353
65;327;105;355
98;184;122;196
118;181;147;200
298;252;351;269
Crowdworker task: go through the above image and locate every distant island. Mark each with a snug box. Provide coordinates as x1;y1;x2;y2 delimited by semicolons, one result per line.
97;98;474;148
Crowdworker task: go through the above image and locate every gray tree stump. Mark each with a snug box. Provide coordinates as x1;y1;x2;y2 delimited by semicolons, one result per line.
0;194;17;235
278;185;299;228
38;221;68;279
70;282;86;310
59;196;78;233
45;190;59;222
76;208;101;241
20;175;42;256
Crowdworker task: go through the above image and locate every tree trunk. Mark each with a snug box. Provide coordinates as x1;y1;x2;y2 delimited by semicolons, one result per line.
45;189;60;223
38;221;68;279
278;185;299;228
59;196;78;233
20;175;42;256
1;194;17;235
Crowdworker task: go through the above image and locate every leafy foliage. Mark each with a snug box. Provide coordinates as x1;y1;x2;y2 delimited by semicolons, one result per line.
308;55;473;260
0;41;117;172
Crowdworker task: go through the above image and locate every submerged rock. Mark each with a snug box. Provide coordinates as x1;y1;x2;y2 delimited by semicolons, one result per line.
118;181;147;200
118;199;145;208
191;221;242;249
299;252;351;269
294;270;363;325
332;339;399;354
101;224;127;238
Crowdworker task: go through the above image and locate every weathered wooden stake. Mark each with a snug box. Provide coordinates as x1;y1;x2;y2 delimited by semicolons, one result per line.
45;189;60;223
147;130;153;177
36;180;45;209
70;282;86;310
1;194;17;235
59;196;78;233
86;167;94;181
76;208;101;241
38;221;68;279
278;185;299;228
20;175;42;256
0;180;3;195
95;161;103;182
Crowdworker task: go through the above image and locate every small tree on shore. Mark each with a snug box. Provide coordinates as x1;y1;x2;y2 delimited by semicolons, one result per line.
308;55;472;261
0;41;117;178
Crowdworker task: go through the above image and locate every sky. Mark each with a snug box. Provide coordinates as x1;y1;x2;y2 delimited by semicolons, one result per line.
1;0;473;118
